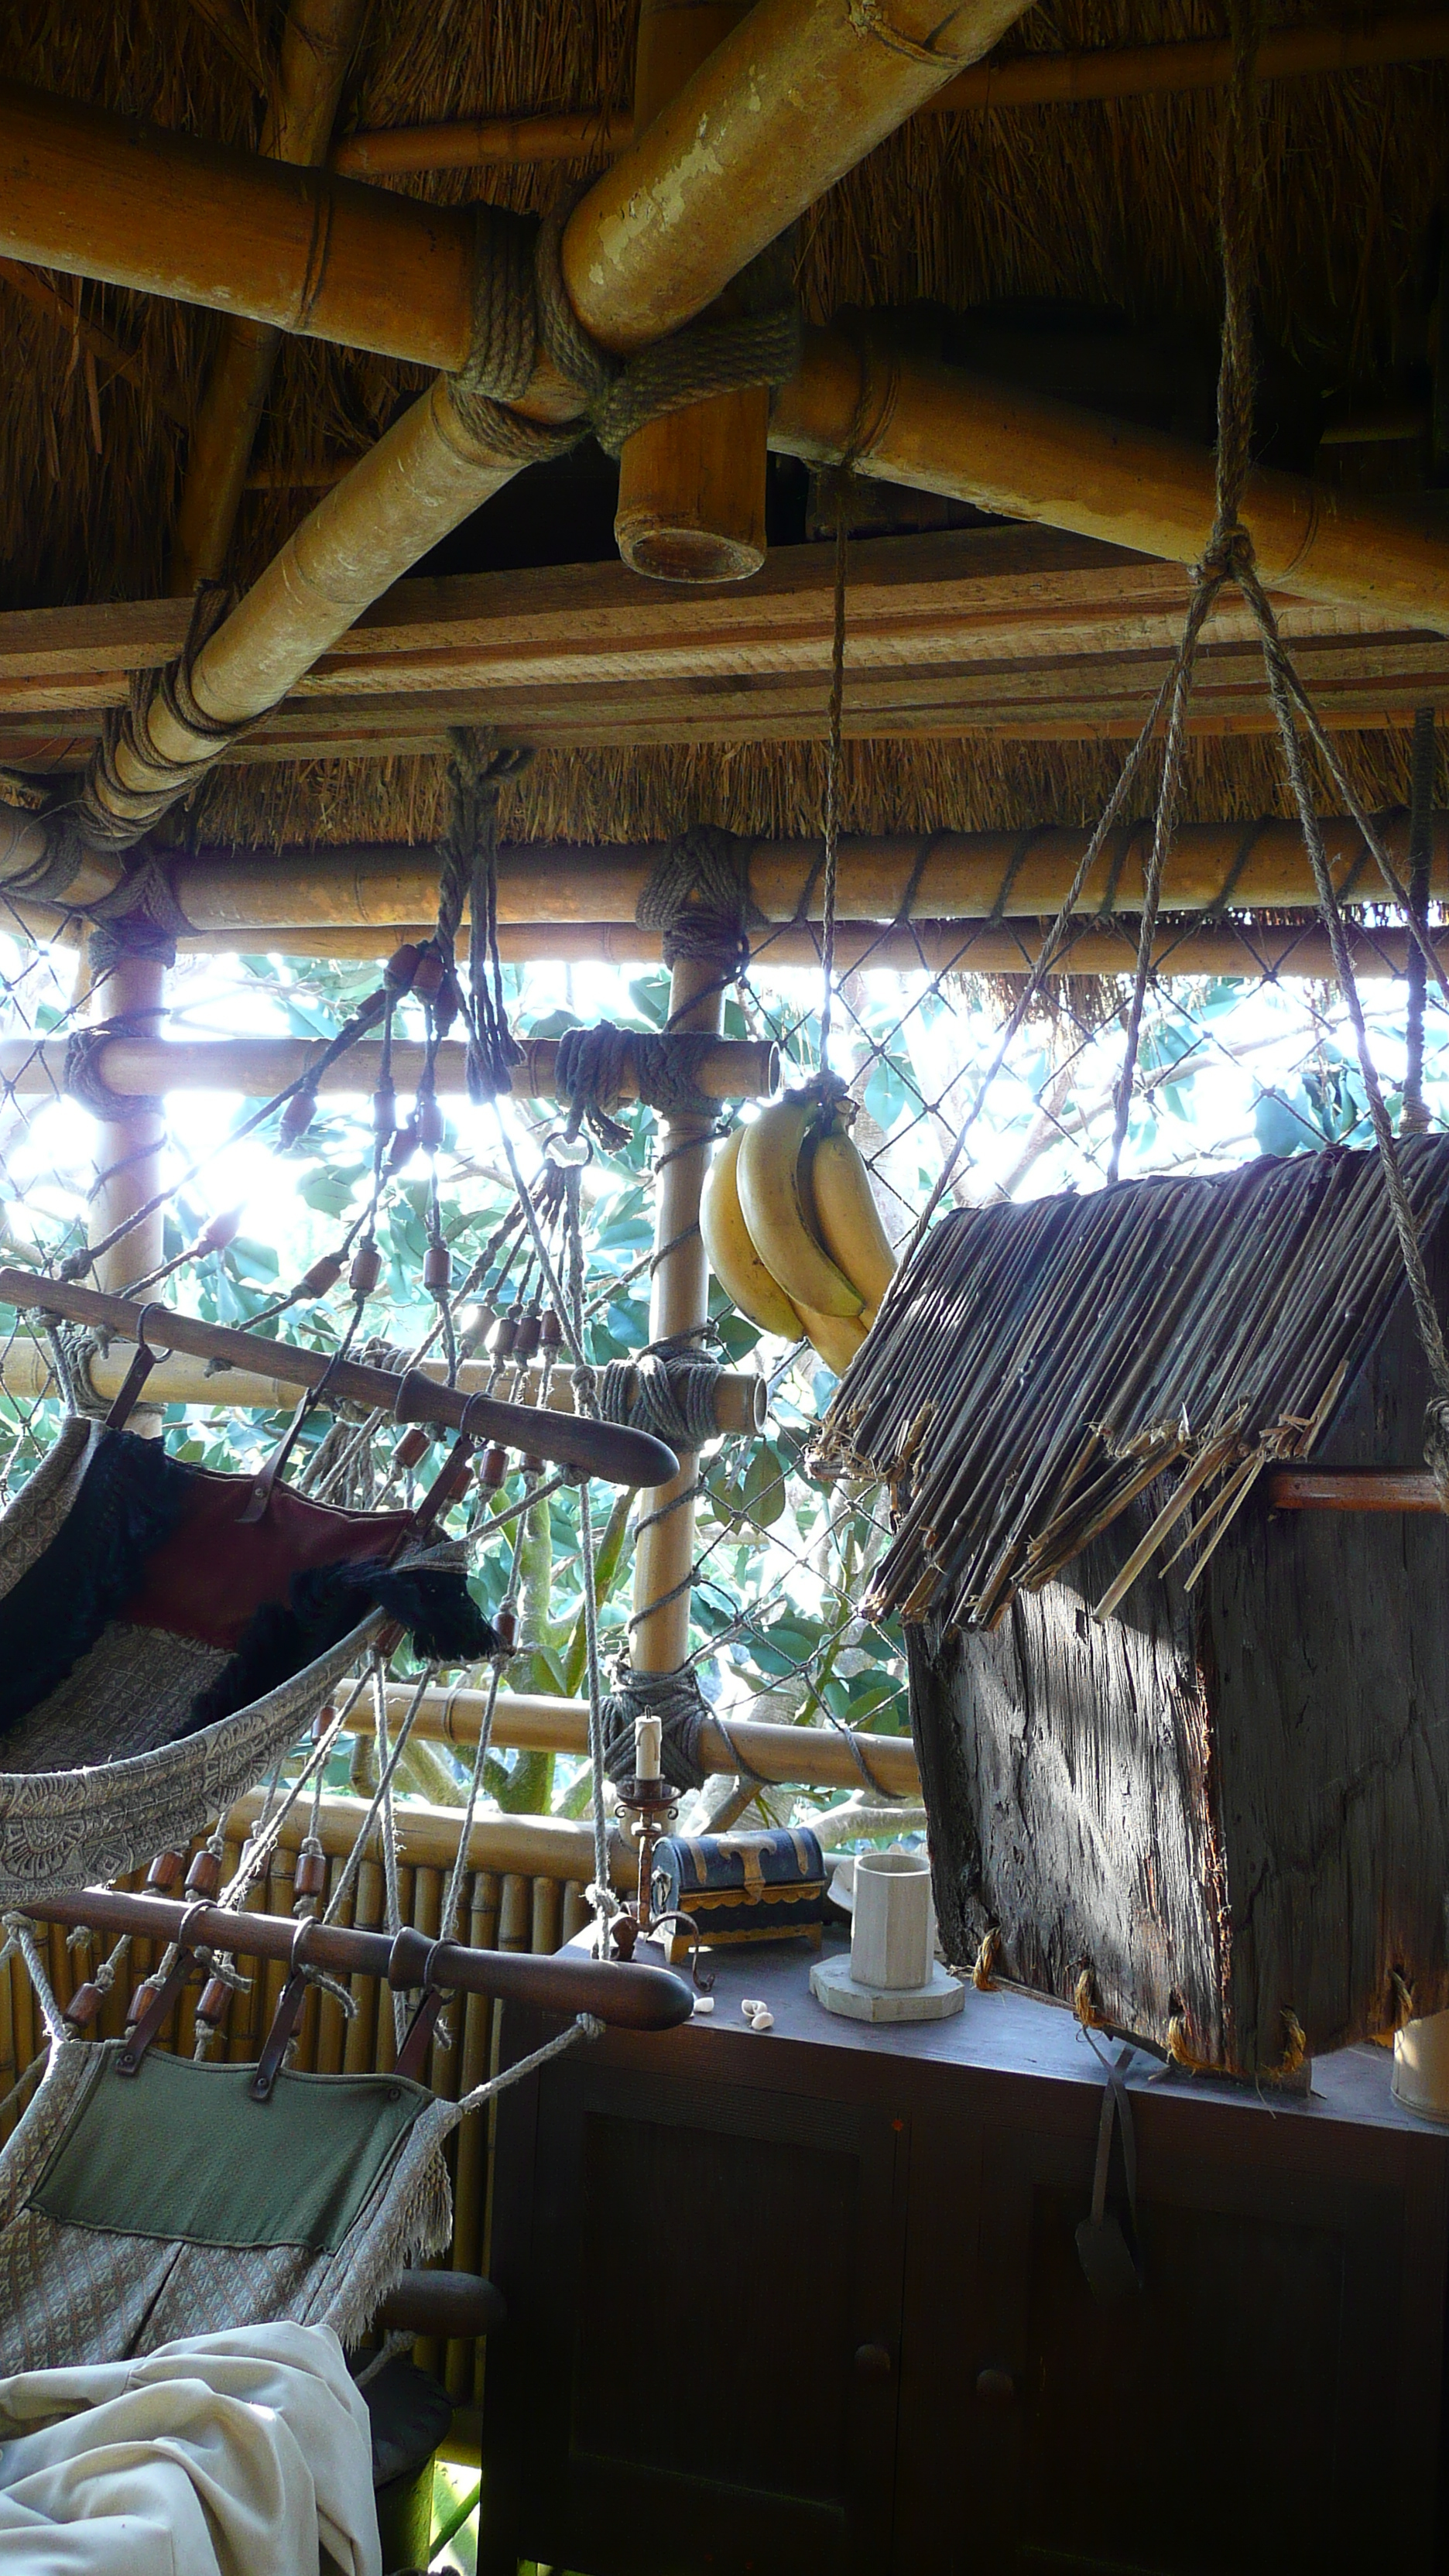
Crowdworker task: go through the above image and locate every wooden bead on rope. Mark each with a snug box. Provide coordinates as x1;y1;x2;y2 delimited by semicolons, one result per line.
279;1089;316;1148
481;1444;509;1490
125;1978;161;2030
423;1242;450;1295
372;1081;395;1139
416;1094;444;1153
185;1848;222;1900
493;1605;518;1653
394;1423;431;1473
540;1309;563;1351
492;1315;519;1360
299;1252;344;1300
349;1241;382;1295
195;1976;232;2031
384;944;421;994
64;1981;104;2029
292;1841;328;1904
512;1312;542;1362
146;1850;185;1892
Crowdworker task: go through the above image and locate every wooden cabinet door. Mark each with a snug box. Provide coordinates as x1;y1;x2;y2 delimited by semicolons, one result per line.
485;2057;907;2576
949;2111;1429;2575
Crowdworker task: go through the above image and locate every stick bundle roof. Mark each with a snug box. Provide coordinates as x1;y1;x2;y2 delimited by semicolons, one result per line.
820;1137;1449;1631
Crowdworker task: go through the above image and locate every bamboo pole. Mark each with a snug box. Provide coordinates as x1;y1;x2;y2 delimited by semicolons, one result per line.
168;917;1449;982
611;0;768;584
0;1029;777;1104
170;0;368;593
329;12;1449;169
1267;1468;1448;1510
224;1782;630;1889
629;951;724;1683
85;943;167;1307
772;328;1449;630
359;1680;922;1797
0;1339;766;1434
166;817;1449;936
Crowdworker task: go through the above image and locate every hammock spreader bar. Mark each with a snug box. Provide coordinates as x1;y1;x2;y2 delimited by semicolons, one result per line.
0;1269;678;1492
28;1883;694;2031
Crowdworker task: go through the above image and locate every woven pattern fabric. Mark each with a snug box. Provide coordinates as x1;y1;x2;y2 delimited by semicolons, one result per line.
0;1609;382;1905
0;1419;98;1607
1;1622;229;1773
0;2043;456;2369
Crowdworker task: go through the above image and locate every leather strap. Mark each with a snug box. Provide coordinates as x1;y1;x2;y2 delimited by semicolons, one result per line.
249;1915;325;2101
116;1900;214;2075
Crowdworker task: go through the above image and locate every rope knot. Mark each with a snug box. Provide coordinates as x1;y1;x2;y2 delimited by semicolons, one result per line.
600;1660;713;1794
636;825;762;973
1423;1396;1449;1510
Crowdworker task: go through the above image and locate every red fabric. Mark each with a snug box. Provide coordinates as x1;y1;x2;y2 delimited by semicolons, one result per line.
120;1469;416;1649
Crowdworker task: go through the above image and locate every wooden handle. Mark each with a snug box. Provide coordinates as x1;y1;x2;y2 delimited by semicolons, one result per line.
29;1885;695;2030
0;1269;678;1490
376;2269;507;2339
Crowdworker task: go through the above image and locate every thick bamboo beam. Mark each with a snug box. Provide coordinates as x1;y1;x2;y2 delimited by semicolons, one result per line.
0;1030;776;1104
557;0;1018;358
170;0;368;592
86;947;166;1302
166;919;1449;982
27;1880;692;2027
772;330;1449;632
163;816;1447;935
612;0;767;584
0;1269;678;1488
331;12;1449;169
0;1340;766;1435
361;1682;921;1797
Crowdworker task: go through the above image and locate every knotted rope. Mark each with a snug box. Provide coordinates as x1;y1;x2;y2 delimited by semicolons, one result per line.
433;724;531;1103
552;1020;724;1151
635;824;762;977
599;1659;713;1795
598;1351;722;1450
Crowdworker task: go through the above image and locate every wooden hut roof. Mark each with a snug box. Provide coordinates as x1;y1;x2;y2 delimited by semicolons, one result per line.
2;0;1445;860
820;1136;1449;1631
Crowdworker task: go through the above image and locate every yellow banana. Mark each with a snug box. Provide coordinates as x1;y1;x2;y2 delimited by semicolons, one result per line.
796;1300;868;1375
700;1127;803;1339
810;1121;898;1314
737;1096;863;1321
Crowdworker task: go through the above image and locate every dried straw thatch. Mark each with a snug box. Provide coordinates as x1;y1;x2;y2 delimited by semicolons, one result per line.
819;1136;1449;1631
3;0;1445;854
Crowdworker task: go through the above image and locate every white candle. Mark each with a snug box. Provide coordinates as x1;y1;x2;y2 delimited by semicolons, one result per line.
636;1714;663;1784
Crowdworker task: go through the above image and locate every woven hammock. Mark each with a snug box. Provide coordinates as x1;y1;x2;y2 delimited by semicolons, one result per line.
0;1416;493;1906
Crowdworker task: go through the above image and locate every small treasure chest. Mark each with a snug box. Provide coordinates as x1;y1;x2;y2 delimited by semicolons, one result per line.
653;1827;828;1961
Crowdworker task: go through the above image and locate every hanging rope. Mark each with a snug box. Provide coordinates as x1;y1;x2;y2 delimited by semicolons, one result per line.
433;725;532;1105
1403;707;1437;1136
817;472;852;1073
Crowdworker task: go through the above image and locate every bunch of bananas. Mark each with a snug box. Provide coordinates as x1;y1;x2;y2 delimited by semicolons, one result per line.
701;1091;896;1372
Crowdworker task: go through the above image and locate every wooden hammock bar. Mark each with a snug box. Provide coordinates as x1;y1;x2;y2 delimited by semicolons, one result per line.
331;11;1449;170
0;1031;778;1105
0;1342;767;1437
0;1270;680;1489
24;1885;694;2030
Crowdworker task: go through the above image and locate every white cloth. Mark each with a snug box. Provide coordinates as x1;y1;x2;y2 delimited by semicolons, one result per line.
0;2322;382;2576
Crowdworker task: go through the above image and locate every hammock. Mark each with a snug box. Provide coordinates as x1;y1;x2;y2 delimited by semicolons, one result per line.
0;1415;493;1907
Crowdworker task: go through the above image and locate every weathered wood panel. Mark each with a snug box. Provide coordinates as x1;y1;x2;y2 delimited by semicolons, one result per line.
909;1210;1449;2071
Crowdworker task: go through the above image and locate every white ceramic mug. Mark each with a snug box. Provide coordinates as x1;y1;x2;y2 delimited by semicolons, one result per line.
850;1849;933;1991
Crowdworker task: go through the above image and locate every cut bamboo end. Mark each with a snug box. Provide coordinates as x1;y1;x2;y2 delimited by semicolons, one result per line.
615;385;770;584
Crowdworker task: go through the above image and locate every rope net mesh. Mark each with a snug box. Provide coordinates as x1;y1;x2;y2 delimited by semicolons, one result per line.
0;863;1444;1861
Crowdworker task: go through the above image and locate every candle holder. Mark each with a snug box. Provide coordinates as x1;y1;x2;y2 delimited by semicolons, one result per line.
611;1775;712;1991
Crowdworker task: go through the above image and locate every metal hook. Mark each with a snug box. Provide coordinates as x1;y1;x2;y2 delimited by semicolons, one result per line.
104;1300;176;1432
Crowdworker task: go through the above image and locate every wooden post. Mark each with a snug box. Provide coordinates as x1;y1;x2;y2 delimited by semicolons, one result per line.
630;950;728;1677
613;1;767;584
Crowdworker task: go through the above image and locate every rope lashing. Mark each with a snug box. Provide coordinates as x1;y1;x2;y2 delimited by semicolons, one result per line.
63;1009;166;1122
77;581;245;854
600;1659;712;1795
552;1021;723;1151
447;200;800;465
636;824;763;975
1403;708;1436;1137
432;724;530;1104
598;1352;722;1450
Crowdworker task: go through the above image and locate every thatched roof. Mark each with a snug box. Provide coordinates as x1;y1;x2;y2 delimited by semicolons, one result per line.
820;1136;1449;1629
3;0;1445;855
